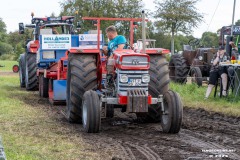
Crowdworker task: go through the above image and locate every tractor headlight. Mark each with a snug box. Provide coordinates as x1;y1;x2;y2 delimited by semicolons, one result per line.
42;51;55;59
120;74;128;83
142;74;150;83
198;56;203;61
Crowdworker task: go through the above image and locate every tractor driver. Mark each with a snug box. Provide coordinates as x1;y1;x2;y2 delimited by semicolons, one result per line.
102;26;127;58
52;27;59;34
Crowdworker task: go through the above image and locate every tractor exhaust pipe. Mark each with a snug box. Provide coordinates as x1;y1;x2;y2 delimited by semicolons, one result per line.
142;10;146;54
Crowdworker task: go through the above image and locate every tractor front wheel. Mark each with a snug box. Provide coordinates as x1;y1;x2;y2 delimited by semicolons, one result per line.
82;90;101;133
190;67;202;86
66;54;98;123
19;54;26;88
161;90;183;134
140;54;169;122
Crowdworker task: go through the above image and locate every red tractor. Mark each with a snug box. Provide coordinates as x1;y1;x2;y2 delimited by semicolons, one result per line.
64;13;183;133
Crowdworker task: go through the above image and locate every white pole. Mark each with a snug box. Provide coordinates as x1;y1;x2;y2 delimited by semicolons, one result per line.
231;0;236;36
142;10;146;54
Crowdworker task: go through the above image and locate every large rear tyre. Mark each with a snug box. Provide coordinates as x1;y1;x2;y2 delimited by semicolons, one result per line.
39;74;49;98
139;55;170;122
82;90;101;133
161;90;183;134
169;54;189;84
149;55;170;95
66;54;98;123
190;67;202;86
25;53;37;91
19;54;26;88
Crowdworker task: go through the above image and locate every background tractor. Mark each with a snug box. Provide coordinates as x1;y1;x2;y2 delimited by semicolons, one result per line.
64;12;183;133
18;14;78;103
169;25;240;87
18;14;39;90
169;38;217;86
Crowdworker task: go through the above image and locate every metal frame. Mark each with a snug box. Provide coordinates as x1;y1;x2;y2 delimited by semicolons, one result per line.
101;96;163;105
82;17;148;48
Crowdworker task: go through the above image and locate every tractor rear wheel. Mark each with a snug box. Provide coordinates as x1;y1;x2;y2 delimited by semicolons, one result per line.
138;55;170;122
39;74;49;98
161;90;183;134
190;67;202;86
149;54;170;94
66;54;98;123
82;90;101;133
169;54;188;84
25;53;37;91
19;54;26;88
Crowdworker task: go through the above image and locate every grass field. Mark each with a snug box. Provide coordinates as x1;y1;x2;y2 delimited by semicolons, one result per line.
171;82;240;117
0;61;18;72
0;75;239;159
0;75;101;160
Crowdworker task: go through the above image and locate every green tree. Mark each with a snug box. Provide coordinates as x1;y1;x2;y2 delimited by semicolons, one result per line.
14;43;25;59
0;17;13;57
7;29;32;60
174;34;194;51
0;42;13;55
154;0;203;54
0;18;6;33
201;31;218;48
60;0;144;41
235;19;240;26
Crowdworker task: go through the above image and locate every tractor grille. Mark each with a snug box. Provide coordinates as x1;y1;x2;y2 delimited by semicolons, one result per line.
122;56;148;67
117;70;149;96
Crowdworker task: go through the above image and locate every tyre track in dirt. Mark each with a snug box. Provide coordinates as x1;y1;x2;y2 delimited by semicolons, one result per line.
20;94;240;160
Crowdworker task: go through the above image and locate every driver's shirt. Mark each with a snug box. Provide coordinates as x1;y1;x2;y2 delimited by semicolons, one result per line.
107;35;126;56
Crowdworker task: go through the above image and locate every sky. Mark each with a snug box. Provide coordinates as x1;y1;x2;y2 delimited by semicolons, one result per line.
0;0;239;38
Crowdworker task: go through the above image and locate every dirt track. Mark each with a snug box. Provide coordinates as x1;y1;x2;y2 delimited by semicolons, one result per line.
25;94;239;160
0;71;17;76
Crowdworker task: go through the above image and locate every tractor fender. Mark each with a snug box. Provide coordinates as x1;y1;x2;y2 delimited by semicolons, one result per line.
26;40;39;53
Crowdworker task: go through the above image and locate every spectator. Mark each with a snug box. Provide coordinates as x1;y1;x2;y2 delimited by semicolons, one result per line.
205;46;229;99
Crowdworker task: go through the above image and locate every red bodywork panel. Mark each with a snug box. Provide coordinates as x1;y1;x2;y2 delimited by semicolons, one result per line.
119;95;152;105
37;57;67;80
138;48;170;54
27;40;39;53
113;49;150;70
